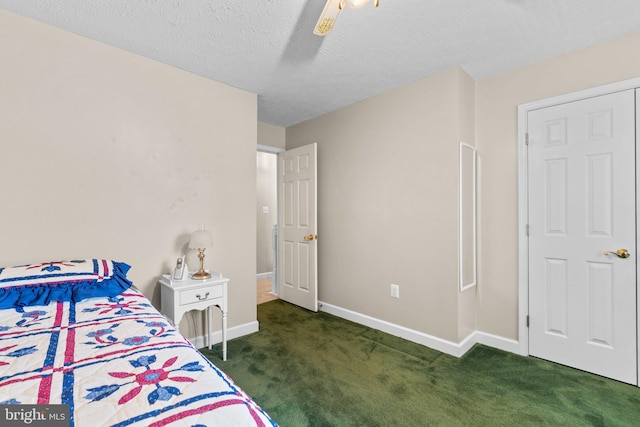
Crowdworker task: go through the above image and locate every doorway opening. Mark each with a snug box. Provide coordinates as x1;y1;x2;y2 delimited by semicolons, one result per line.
257;146;282;305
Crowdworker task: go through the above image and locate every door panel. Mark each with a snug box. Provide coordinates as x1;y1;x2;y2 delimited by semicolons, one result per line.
528;90;637;384
278;143;318;312
544;258;567;337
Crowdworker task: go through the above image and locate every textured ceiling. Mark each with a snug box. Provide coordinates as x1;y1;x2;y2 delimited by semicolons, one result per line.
2;0;640;127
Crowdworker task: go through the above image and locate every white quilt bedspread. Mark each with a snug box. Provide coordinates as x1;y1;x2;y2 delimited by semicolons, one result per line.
0;288;276;426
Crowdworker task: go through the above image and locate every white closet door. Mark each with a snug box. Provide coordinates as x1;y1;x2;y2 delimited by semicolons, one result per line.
528;89;637;384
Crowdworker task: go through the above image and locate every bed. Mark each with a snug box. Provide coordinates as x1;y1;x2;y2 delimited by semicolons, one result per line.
0;259;276;426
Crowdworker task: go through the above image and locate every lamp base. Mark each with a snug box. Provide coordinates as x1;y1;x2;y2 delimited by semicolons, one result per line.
192;247;211;279
192;270;211;280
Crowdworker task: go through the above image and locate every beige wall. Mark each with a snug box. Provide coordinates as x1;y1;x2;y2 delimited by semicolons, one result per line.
287;68;471;342
476;31;640;340
288;31;640;347
0;10;258;340
258;122;286;150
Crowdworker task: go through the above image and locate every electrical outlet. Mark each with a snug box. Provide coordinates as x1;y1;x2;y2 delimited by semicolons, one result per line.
390;284;400;298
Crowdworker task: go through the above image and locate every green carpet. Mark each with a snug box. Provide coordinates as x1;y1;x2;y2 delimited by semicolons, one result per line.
200;300;640;426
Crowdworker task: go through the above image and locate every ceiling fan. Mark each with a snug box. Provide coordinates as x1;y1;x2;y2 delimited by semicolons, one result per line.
313;0;380;36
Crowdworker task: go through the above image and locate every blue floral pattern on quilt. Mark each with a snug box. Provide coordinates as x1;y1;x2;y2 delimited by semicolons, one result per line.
85;354;205;405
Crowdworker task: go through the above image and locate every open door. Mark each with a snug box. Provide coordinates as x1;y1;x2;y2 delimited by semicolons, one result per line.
277;143;318;311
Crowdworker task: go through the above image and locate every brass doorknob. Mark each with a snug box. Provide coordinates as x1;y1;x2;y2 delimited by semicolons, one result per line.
604;249;630;258
303;234;318;241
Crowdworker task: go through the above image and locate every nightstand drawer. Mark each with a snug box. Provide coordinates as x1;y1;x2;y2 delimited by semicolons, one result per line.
179;286;223;305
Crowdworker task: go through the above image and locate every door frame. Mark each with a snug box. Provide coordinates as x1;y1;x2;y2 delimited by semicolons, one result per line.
517;77;640;385
257;144;285;297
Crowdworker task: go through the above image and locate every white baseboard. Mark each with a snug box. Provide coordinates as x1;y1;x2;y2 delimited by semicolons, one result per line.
319;301;519;358
472;330;520;354
188;320;259;350
256;272;274;280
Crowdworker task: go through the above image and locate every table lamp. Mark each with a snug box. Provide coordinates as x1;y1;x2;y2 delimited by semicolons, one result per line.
189;227;213;279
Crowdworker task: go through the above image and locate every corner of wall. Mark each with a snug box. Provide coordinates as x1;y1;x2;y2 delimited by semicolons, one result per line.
456;68;479;342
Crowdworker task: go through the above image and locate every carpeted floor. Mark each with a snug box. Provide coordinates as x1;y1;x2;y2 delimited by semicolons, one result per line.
200;300;640;426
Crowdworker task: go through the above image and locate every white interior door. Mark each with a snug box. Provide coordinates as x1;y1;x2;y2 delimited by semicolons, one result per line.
528;89;637;384
277;143;318;311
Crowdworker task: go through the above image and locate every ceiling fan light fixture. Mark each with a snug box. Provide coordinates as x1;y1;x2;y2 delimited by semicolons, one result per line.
314;0;379;36
341;0;373;9
314;0;342;35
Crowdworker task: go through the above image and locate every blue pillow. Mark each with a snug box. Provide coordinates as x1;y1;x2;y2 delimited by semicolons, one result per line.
0;259;132;308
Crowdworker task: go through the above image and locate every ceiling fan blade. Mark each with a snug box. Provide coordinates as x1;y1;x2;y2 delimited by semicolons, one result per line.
313;0;342;36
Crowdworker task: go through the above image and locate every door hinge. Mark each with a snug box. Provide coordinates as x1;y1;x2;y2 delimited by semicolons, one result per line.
526;315;530;328
525;132;529;145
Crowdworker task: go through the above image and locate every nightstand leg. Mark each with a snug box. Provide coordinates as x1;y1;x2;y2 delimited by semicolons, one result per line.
222;310;227;361
207;307;212;350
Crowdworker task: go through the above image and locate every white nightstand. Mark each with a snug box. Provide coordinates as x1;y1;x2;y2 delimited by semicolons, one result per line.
159;273;229;361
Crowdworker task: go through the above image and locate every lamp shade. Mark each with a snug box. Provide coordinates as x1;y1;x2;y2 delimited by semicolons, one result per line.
189;229;213;249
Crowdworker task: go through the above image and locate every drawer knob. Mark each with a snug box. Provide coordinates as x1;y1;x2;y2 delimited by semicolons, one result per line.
196;292;210;300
